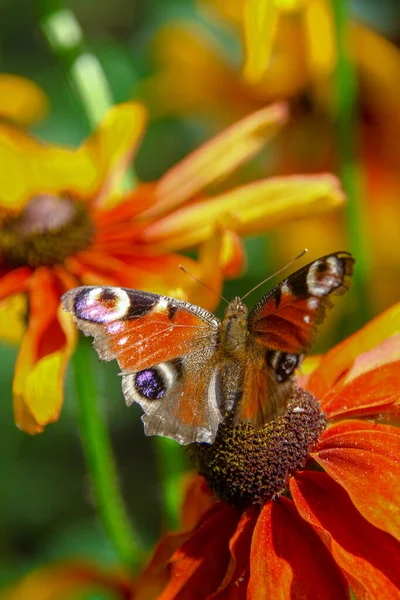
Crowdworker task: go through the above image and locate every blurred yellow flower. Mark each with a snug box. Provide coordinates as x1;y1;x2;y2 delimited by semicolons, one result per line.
142;0;400;314
0;100;345;434
0;74;48;125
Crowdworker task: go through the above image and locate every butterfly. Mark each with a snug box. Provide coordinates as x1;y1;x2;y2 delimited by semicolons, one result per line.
62;251;354;446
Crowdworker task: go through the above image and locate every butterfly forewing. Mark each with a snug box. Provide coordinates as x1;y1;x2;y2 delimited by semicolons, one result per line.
248;252;354;354
62;286;223;444
234;252;354;427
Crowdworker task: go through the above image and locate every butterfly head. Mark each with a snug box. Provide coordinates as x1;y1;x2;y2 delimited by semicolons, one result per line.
224;296;248;319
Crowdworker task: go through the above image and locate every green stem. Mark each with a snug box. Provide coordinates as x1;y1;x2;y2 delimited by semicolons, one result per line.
155;437;189;530
72;337;145;569
37;0;113;128
332;0;371;325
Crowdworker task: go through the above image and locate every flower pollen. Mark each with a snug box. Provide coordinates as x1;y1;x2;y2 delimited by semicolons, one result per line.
190;387;327;508
0;194;94;267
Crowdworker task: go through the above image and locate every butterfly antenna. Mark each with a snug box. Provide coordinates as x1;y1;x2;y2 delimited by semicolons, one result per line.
179;265;229;304
240;249;308;302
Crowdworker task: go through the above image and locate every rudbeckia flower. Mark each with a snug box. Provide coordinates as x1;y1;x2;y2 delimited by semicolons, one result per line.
0;101;344;434
143;0;400;314
0;73;48;125
133;302;400;599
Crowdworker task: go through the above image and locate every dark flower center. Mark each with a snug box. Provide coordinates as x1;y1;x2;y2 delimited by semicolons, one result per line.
0;194;94;267
189;387;327;508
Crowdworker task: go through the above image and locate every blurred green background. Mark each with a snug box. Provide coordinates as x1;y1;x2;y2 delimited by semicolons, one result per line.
1;0;400;593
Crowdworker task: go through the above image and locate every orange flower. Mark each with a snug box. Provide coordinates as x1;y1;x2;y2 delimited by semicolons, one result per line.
134;303;400;599
0;74;48;125
0;101;345;434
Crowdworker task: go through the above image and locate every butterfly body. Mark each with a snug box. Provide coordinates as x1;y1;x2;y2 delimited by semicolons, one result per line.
62;252;354;445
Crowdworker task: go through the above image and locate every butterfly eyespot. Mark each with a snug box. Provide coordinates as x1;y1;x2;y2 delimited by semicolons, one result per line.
133;361;182;403
306;256;344;297
267;351;299;383
135;368;166;400
74;287;131;323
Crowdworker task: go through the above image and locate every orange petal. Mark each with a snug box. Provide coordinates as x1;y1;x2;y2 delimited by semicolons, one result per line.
296;354;323;388
78;102;147;207
142;174;344;250
242;0;279;84
291;471;400;599
192;226;225;311
12;268;76;433
134;531;191;600
314;420;400;541
307;302;400;400
1;561;132;600
158;503;240;600
0;74;49;125
320;361;400;420
248;497;347;599
221;229;246;278
180;474;216;531
341;333;400;384
0;267;31;301
211;507;258;599
93;182;157;231
145;103;288;219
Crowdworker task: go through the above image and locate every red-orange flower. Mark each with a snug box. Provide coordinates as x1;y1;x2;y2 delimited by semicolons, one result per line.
134;303;400;599
0;101;345;434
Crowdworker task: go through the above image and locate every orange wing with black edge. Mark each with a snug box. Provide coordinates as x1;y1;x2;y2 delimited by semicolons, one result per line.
62;286;223;444
234;252;355;427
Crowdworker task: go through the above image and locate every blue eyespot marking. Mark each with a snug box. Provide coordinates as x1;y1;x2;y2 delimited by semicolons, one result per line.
135;368;166;400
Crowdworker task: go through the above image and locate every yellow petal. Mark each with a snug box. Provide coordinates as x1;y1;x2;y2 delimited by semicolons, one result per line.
304;0;336;81
242;0;279;83
0;125;91;214
78;101;147;207
142;174;345;250
0;74;49;125
12;270;76;434
147;103;288;218
0;102;146;215
142;22;252;121
0;294;27;344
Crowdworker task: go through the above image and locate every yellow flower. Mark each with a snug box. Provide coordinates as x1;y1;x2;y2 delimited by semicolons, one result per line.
0;101;345;434
142;0;400;314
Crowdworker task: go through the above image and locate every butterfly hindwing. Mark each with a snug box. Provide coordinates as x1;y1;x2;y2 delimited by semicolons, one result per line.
234;252;354;427
62;286;223;444
122;354;222;445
